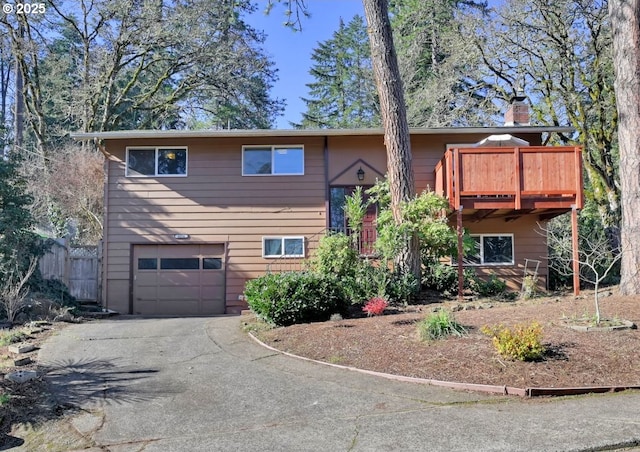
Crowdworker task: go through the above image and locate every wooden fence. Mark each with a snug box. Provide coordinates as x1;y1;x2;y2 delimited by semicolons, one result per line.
39;239;101;302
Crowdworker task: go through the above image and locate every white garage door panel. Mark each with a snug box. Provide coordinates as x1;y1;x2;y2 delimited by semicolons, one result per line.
133;244;225;316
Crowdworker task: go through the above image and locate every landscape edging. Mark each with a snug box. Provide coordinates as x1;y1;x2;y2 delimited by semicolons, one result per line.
247;331;640;398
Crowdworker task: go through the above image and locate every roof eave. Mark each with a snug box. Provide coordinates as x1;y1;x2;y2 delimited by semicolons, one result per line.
69;126;575;141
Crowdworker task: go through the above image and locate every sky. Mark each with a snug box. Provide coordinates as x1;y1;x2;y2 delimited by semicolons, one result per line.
247;1;365;129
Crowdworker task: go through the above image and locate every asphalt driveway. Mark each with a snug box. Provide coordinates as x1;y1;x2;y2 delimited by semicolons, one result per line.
37;316;640;451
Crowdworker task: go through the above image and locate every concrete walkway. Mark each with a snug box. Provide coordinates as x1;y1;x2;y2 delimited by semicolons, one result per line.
37;316;640;451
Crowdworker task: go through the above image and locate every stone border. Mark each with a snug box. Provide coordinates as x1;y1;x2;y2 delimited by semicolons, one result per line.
562;319;637;332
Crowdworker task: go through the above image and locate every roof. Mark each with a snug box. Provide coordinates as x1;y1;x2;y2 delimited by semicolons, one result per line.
70;126;575;141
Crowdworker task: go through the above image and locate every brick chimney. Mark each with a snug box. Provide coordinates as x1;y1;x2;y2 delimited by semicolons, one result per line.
504;95;530;126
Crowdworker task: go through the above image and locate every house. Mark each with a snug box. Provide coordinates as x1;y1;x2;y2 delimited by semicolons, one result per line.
72;108;583;316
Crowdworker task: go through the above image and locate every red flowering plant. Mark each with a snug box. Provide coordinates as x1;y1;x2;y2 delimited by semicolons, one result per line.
362;297;388;316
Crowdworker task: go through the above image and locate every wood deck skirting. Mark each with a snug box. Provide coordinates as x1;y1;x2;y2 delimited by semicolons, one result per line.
435;146;584;214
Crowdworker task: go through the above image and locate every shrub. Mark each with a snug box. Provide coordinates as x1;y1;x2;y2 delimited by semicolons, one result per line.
417;310;466;341
422;261;475;295
472;273;508;298
244;272;347;326
481;322;545;361
362;297;388;316
312;233;359;279
384;270;419;304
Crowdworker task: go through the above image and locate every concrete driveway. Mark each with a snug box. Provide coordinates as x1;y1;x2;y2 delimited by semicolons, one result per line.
37;316;640;451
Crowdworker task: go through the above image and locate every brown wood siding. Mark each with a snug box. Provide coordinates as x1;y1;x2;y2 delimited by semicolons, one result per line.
103;137;327;314
462;216;549;290
101;131;554;314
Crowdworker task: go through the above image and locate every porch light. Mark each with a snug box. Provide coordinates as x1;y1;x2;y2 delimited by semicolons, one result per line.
357;167;365;181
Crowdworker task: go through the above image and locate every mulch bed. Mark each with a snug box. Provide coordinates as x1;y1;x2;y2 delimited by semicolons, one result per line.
254;289;640;389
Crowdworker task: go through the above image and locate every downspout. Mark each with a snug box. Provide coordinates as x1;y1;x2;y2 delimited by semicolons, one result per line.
324;135;330;231
97;140;110;308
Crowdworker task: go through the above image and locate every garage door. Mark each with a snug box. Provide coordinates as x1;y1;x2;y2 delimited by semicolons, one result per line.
133;244;225;316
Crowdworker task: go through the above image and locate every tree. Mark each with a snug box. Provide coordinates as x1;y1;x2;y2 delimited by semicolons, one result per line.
1;0;284;244
271;0;422;278
296;15;379;128
362;0;420;278
468;0;619;244
0;156;46;321
610;0;640;294
390;0;494;126
544;217;621;323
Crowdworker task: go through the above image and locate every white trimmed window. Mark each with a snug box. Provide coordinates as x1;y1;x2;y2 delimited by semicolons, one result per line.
262;237;305;258
126;147;188;177
242;146;304;175
459;234;514;265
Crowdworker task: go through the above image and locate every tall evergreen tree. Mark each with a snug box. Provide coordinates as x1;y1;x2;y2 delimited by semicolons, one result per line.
296;15;379;128
390;0;492;127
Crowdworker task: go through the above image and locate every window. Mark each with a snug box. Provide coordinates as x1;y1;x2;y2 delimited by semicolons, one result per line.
160;258;200;270
126;147;187;177
203;258;223;270
243;146;304;175
138;258;158;270
263;237;305;258
457;234;514;265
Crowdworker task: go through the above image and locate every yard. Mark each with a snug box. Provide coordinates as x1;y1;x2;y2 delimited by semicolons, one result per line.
251;288;640;390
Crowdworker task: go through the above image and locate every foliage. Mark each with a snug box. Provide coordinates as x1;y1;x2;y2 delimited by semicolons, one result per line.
466;0;619;238
481;322;545;361
418;309;466;341
362;297;388;316
0;157;49;322
311;232;418;305
422;260;475;295
471;273;508;298
28;277;79;313
312;233;359;280
344;186;367;238
295;15;379;128
244;272;347;326
0;329;28;346
367;180;456;265
390;0;494;127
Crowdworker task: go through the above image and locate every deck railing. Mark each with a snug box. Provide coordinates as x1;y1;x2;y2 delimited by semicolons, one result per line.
434;146;583;211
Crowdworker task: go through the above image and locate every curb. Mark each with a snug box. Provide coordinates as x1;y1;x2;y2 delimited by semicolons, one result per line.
247;332;640;398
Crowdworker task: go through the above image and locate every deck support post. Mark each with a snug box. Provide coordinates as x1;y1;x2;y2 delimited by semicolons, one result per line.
457;206;464;300
571;205;580;295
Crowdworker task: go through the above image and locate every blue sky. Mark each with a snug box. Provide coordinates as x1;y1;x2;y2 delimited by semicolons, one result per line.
248;1;365;128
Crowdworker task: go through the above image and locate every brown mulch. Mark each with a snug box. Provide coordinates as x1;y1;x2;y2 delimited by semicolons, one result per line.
254;288;640;389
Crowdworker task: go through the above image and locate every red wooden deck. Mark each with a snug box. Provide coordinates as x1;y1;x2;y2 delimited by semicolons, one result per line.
434;146;583;219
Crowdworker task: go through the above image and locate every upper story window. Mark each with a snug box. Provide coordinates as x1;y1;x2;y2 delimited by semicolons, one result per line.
242;146;304;175
126;147;187;177
457;234;514;266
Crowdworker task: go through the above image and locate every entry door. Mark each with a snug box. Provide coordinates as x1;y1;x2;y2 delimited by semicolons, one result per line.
133;244;225;316
329;186;377;255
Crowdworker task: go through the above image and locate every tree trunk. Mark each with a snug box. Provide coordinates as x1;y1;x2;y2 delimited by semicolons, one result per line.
610;0;640;294
362;0;420;278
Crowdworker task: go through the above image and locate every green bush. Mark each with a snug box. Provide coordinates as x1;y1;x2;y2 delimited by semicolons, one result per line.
384;270;419;304
417;310;466;341
481;322;545;361
422;261;474;295
472;273;508;297
312;233;359;279
244;272;347;326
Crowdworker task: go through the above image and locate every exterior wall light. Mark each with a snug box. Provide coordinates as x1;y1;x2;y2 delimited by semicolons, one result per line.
357;167;365;181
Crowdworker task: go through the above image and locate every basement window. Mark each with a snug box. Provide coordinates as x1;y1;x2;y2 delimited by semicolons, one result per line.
454;234;514;265
262;237;305;258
